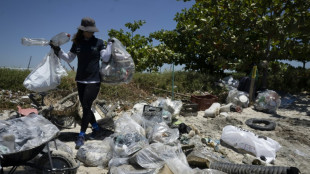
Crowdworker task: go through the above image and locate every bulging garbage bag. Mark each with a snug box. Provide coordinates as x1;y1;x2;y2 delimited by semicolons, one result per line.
100;37;135;84
76;138;113;168
0;114;59;154
220;125;281;163
226;89;249;108
23;50;67;92
254;90;281;113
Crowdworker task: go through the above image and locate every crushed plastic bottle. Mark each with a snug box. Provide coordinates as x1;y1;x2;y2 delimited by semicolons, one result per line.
21;32;71;47
21;38;50;46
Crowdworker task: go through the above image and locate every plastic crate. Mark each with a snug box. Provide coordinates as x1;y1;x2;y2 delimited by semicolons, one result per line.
142;105;163;122
190;94;218;111
180;100;198;117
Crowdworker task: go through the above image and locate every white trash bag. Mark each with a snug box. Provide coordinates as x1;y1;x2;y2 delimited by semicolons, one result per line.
220;125;281;163
23;51;67;92
100;37;135;84
22;32;70;92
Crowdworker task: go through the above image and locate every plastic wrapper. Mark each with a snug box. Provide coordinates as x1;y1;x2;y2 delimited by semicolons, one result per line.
0;114;59;154
76;138;113;168
129;143;186;169
149;122;179;144
100;37;135;84
226;89;249;108
220;125;281;163
254;90;281;113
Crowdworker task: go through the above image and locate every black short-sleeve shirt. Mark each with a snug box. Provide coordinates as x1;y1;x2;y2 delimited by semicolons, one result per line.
70;36;104;82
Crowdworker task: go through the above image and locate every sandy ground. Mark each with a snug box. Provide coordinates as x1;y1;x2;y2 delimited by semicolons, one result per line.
1;93;309;174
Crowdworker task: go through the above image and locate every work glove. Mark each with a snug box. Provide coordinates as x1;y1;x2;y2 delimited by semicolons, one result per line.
49;41;60;56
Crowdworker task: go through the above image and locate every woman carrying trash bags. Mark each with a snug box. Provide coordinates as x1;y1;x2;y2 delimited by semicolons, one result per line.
50;17;109;149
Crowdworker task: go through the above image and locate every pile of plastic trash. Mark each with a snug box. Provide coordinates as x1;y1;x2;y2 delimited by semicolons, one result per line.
76;98;227;173
0;114;59;154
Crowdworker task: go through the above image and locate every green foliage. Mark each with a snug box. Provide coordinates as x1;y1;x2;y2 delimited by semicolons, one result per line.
132;71;220;96
58;70;76;91
0;68;30;91
267;62;310;93
151;0;310;74
0;64;308;105
108;20;181;72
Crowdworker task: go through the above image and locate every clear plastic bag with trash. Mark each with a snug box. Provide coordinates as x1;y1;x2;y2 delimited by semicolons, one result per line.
254;90;281;113
148;122;179;144
0;114;59;154
100;37;135;84
112;113;148;157
226;89;249;108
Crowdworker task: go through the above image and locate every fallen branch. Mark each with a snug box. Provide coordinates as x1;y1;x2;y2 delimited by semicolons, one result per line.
57;91;78;105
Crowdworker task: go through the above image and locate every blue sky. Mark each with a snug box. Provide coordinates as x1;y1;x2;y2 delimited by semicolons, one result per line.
0;0;308;70
0;0;194;70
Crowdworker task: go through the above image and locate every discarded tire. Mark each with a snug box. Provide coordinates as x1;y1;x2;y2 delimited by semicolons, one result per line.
37;150;78;174
245;118;276;131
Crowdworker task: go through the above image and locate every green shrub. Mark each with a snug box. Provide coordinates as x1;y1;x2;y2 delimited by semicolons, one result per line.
0;68;30;91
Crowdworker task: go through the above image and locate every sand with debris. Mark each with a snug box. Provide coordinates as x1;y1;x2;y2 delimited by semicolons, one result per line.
1;93;310;174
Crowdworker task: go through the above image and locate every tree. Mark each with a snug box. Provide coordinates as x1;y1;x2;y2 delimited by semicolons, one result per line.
152;0;310;76
108;20;182;72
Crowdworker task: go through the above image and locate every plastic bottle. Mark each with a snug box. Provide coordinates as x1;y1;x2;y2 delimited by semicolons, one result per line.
50;32;71;46
21;32;70;46
21;38;50;46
